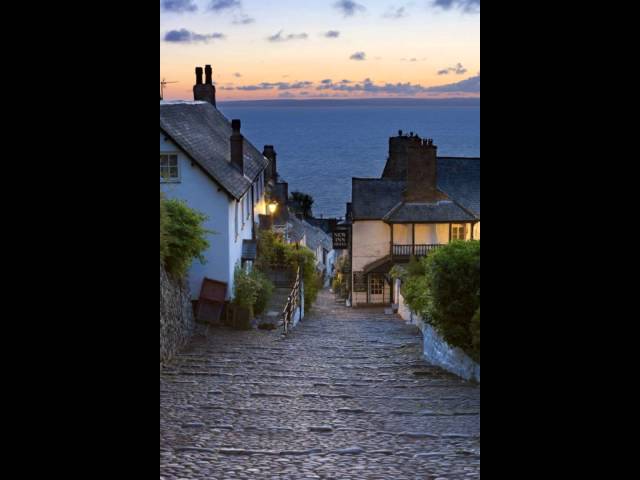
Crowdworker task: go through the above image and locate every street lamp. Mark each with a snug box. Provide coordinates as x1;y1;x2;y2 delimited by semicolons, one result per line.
268;201;278;215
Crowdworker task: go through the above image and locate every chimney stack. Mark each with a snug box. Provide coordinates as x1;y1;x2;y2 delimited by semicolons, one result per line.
404;138;447;203
193;65;216;106
263;145;277;182
230;119;244;174
205;65;213;85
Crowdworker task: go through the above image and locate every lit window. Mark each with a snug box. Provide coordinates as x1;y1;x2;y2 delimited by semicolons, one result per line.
451;224;467;241
160;154;179;182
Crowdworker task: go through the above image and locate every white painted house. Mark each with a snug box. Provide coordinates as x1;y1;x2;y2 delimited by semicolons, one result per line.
287;214;336;287
160;66;272;300
349;132;480;306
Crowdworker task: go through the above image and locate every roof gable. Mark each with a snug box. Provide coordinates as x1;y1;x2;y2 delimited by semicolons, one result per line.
351;157;480;222
160;101;269;200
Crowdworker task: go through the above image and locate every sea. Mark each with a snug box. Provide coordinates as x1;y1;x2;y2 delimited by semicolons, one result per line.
219;98;480;219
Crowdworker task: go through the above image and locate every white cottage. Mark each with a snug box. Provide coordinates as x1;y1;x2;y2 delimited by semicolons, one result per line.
349;132;480;306
160;66;272;300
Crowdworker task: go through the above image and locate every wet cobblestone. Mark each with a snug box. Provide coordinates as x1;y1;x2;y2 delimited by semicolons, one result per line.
160;290;480;479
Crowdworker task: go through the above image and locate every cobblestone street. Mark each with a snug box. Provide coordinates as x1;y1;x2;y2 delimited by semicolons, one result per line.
160;290;480;479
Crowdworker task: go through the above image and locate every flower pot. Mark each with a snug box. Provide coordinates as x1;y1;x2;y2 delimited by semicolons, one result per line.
233;305;253;330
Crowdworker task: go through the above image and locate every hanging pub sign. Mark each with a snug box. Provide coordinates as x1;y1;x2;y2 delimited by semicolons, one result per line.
332;227;349;250
353;271;367;292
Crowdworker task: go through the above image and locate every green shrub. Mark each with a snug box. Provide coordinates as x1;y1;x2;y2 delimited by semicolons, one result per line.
470;307;480;362
256;230;321;312
161;196;211;278
389;264;408;282
233;267;257;313
407;255;426;277
253;269;275;315
402;241;480;362
233;267;275;317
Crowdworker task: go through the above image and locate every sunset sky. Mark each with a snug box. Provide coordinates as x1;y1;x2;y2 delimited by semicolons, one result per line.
160;0;480;101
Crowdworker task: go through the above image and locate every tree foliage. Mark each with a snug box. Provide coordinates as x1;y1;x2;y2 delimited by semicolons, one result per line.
160;193;212;278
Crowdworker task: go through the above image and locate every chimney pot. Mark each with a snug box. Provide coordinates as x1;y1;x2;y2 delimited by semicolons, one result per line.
232;119;241;133
195;67;203;85
205;65;213;85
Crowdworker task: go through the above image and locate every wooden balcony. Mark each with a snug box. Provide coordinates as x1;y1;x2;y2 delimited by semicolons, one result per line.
392;244;443;258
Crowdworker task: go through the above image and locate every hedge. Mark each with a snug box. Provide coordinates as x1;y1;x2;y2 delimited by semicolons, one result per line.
402;241;480;362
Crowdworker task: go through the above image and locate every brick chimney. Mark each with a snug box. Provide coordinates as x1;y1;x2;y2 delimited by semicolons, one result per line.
230;119;244;174
193;65;216;106
263;145;277;182
403;138;448;203
382;130;412;180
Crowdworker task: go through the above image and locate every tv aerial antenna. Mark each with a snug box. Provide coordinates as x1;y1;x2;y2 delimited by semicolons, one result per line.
160;78;179;100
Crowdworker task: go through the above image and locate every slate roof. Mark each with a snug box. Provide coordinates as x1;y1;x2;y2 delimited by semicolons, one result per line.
287;215;332;253
160;101;269;200
437;157;480;216
351;157;480;222
383;200;476;223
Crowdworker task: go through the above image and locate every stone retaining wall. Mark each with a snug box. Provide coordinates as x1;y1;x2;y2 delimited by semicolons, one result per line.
160;262;195;365
398;292;480;383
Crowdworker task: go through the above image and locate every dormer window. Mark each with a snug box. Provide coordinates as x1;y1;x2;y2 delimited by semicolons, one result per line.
160;154;179;182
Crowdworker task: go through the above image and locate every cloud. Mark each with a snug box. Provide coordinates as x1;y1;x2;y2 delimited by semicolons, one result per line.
234;73;242;78
384;5;408;19
267;30;309;42
321;79;333;84
235;81;314;91
324;30;341;38
161;0;197;12
315;75;480;95
232;14;255;24
334;0;366;17
437;63;468;75
427;74;479;93
164;29;226;43
432;0;480;13
208;0;241;12
350;51;366;61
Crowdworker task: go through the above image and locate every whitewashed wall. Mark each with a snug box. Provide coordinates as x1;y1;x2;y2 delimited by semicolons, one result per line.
352;221;391;271
160;133;231;300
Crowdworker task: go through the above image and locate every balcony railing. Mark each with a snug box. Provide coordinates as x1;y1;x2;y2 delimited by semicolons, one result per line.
392;244;444;257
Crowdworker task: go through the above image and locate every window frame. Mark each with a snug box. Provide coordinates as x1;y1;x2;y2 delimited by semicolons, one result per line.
160;153;180;183
451;223;467;241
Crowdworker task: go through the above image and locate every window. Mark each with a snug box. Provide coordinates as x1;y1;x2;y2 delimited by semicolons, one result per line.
160;154;179;182
451;224;467;241
370;275;384;295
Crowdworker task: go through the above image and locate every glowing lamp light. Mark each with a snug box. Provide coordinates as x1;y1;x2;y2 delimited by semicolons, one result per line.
268;202;278;215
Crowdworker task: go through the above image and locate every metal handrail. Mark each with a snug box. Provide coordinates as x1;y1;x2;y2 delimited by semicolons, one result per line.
282;266;301;335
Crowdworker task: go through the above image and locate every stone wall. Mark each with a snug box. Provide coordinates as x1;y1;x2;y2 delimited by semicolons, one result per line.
398;292;480;383
160;262;195;365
